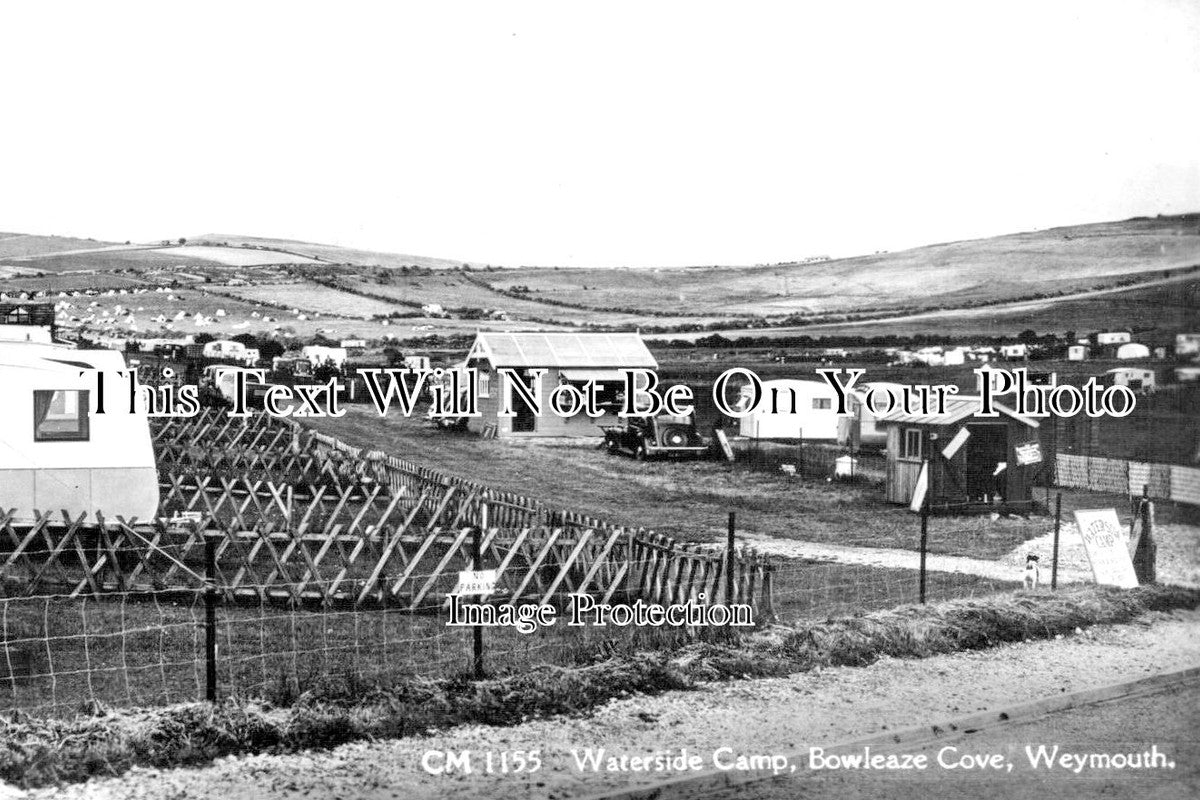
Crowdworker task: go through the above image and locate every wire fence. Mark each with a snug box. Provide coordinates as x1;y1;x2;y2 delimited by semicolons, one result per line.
0;411;1097;718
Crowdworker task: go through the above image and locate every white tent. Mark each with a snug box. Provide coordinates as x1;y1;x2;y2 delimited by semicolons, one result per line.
1115;343;1150;360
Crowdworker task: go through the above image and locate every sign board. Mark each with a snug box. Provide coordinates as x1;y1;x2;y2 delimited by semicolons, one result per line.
1072;508;1138;588
1015;441;1042;466
941;428;971;460
452;569;498;597
909;461;929;512
714;428;735;462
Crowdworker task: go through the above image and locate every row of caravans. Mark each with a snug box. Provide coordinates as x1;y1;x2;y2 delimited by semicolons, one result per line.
0;340;158;524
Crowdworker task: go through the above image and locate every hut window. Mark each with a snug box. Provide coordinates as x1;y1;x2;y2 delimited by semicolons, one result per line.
902;428;923;459
479;372;491;398
33;390;90;441
812;398;832;410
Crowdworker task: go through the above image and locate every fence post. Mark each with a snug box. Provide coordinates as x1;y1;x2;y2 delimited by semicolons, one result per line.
1134;497;1157;585
919;461;929;604
204;534;219;703
1051;492;1062;590
725;512;736;606
474;503;487;679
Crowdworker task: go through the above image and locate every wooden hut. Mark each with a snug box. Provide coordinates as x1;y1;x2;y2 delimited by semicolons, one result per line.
877;394;1041;511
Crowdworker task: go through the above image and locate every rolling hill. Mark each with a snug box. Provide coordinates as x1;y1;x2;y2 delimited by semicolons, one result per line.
1;214;1196;342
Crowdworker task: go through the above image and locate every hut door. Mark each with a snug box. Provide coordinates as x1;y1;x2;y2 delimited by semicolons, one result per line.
964;423;1007;500
511;372;538;432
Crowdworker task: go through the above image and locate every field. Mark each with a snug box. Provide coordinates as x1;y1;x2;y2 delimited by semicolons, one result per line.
4;214;1197;345
651;274;1200;341
0;233;119;259
195;233;472;270
219;282;417;319
304;406;1055;559
162;245;327;267
483;216;1200;317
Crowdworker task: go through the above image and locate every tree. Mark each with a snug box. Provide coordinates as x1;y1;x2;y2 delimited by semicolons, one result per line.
178;237;187;246
257;339;285;362
383;347;405;367
193;332;216;345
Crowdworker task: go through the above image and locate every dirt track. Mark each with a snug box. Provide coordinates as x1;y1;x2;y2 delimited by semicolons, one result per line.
28;609;1200;800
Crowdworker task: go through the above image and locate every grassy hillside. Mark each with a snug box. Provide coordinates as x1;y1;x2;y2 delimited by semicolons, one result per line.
0;233;120;259
4;214;1196;342
646;275;1200;341
484;215;1200;317
192;233;471;271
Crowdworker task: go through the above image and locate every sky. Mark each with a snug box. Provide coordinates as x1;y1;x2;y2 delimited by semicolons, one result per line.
0;0;1197;268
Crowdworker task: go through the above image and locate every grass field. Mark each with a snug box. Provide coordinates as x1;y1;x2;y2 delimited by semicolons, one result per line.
2;562;1011;718
195;233;471;271
305;407;1053;559
161;246;327;267
0;233;119;259
219;281;412;319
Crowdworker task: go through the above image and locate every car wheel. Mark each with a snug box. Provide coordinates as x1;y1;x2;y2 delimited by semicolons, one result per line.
660;425;689;448
635;444;648;461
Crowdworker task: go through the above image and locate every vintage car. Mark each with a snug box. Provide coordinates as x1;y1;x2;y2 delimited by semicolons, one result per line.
601;414;710;460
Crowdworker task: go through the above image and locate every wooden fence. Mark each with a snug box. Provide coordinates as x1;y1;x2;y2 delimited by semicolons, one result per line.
0;412;777;617
1054;453;1200;506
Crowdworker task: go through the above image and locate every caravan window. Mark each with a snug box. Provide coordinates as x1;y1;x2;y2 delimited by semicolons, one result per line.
812;398;832;410
901;428;923;459
33;390;90;441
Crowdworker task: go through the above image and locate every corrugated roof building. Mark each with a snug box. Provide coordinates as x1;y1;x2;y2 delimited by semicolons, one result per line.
463;332;657;437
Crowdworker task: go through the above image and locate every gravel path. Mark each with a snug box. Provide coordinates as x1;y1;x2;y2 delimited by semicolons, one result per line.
28;609;1200;800
739;532;1096;584
744;519;1199;589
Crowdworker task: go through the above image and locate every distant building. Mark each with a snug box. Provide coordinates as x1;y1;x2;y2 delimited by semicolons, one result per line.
301;345;348;369
1175;366;1200;383
1067;345;1089;361
943;347;966;366
1000;343;1027;359
1096;331;1132;346
1106;367;1155;391
1176;333;1200;358
0;303;55;343
202;339;259;366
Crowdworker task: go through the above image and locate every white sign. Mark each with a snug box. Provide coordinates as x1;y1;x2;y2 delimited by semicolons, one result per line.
714;428;735;462
1015;441;1042;466
941;428;971;460
1073;508;1138;589
909;462;929;512
452;569;498;597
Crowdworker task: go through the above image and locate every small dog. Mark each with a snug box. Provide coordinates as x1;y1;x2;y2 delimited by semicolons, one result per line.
1023;554;1041;590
